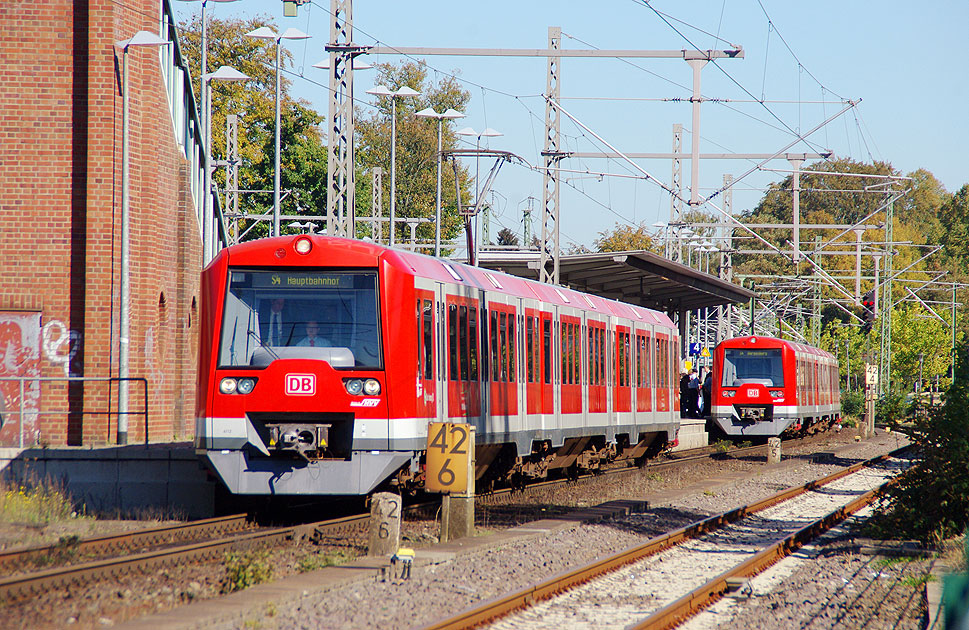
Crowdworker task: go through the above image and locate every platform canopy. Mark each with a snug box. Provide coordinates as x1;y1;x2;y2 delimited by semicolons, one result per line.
476;250;756;315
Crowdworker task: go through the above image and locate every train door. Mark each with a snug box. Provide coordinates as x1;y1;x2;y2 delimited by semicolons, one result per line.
487;297;518;426
586;316;607;415
445;293;481;422
541;310;554;419
614;323;632;414
559;309;583;427
655;331;670;412
524;303;542;416
415;287;437;420
635;327;652;413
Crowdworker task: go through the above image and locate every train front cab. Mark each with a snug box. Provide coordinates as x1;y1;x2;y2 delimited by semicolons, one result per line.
711;337;798;437
196;238;414;496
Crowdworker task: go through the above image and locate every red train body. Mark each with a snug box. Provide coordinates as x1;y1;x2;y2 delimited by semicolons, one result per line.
196;236;682;495
710;335;841;437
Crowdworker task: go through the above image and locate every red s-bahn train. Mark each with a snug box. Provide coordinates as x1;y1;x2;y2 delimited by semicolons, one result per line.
710;335;841;438
195;235;682;496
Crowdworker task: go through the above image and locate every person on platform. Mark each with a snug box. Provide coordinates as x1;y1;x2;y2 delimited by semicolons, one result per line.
687;369;700;418
702;369;713;417
679;370;690;417
296;321;332;347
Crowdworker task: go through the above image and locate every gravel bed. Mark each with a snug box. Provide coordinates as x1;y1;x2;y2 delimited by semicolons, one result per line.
0;431;910;629
488;463;904;629
206;432;910;630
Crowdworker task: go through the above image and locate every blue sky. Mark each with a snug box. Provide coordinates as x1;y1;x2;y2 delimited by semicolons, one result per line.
177;1;968;249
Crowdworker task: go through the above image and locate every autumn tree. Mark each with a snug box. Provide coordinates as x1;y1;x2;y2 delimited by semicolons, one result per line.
178;14;330;239
592;221;658;253
355;61;474;251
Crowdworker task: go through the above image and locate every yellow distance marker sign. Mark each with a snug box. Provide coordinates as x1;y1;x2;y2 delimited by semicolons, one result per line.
425;422;473;493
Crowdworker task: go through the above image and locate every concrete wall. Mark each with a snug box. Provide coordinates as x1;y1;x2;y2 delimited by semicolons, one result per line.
0;445;215;519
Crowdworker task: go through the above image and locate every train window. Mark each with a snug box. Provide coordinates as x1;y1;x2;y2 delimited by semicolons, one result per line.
499;312;508;382
509;314;516;383
448;304;458;381
722;349;784;387
469;307;478;381
527;317;536;382
479;307;488;381
490;310;499;381
219;269;381;369
422;299;433;380
543;318;552;385
588;327;596;385
459;306;469;381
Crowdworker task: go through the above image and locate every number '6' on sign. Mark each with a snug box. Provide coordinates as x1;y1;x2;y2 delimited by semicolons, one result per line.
425;422;473;493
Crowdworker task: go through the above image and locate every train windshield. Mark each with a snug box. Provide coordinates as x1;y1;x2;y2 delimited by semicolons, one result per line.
720;349;784;387
218;269;382;369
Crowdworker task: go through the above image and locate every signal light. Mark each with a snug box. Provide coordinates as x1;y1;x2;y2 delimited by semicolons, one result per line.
860;290;876;334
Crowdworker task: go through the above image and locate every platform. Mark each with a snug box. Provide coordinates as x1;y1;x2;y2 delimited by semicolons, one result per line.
0;443;215;519
672;416;709;451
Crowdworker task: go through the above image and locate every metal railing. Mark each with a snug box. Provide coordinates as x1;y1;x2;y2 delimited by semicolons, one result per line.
0;377;149;448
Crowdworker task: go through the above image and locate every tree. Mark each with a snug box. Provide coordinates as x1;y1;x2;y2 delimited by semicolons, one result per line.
495;227;520;247
865;343;969;544
178;14;330;240
593;221;658;253
355;61;474;251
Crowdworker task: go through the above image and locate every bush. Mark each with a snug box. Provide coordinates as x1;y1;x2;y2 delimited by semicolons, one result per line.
223;549;274;593
864;343;969;545
0;478;79;526
841;390;864;417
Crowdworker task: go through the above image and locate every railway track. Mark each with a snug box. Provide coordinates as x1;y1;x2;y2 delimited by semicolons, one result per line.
0;432;845;608
424;447;908;630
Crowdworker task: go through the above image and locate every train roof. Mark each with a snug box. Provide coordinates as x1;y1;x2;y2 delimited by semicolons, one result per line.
716;335;836;360
213;235;675;328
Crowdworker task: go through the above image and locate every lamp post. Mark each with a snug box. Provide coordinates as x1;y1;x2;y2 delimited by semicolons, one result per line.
456;126;502;263
115;30;170;445
415;107;465;257
202;66;250;261
245;26;310;237
366;85;421;247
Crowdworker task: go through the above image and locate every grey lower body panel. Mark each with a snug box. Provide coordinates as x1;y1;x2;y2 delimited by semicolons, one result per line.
203;449;415;495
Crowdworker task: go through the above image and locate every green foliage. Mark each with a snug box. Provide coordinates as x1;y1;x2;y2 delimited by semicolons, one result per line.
864;343;969;544
222;549;274;593
841;390;864;417
711;439;732;454
875;388;907;425
0;478;80;526
177;15;331;241
593;221;658;253
355;60;474;251
297;549;351;573
495;227;520;247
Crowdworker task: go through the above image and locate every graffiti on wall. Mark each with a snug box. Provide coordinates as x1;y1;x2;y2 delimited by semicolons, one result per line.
0;312;42;447
41;320;81;378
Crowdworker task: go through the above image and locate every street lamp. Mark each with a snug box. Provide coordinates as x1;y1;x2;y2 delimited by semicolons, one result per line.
202;66;250;261
115;30;171;445
245;26;311;237
415;107;465;257
456;126;502;262
366;85;422;247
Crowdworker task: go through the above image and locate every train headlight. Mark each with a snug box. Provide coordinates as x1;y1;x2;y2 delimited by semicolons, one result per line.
345;379;364;395
294;237;313;255
219;378;238;395
237;378;257;395
769;390;784;398
363;378;381;395
723;389;736;398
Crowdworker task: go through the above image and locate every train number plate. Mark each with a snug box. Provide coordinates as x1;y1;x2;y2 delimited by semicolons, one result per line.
747;388;758;397
286;373;316;395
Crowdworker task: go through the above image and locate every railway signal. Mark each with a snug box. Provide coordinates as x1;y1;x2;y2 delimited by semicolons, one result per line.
861;291;876;334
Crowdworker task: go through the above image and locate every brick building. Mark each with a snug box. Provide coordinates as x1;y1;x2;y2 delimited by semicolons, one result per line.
0;1;204;448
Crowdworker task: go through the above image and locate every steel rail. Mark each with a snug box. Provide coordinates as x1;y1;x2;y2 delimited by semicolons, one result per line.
0;525;294;604
0;513;250;575
422;447;906;630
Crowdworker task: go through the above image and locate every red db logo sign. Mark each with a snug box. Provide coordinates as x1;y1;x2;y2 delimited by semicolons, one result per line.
285;373;316;396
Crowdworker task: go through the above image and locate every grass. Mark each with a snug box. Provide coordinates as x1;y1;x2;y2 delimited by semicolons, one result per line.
297;549;351;573
223;549;275;593
0;477;82;526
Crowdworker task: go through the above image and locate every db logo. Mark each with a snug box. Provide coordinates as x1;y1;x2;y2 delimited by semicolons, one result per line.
285;374;316;396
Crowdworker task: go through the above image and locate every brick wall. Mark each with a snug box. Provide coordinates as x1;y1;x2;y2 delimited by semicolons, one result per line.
0;0;202;447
